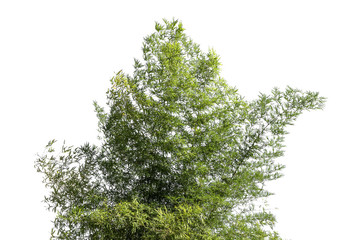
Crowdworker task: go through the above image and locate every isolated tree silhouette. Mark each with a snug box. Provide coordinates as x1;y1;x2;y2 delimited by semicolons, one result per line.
36;19;325;239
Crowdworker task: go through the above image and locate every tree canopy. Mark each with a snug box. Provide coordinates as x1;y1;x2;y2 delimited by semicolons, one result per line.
36;19;325;239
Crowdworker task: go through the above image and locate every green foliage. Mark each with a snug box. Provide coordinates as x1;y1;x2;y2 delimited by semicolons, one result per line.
35;19;325;239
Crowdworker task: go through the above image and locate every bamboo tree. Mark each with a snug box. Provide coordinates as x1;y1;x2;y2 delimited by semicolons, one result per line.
36;19;325;239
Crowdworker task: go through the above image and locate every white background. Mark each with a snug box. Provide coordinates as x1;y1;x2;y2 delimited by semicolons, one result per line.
1;1;359;239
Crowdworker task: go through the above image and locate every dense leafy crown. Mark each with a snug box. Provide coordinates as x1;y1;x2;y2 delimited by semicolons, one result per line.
36;19;325;239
